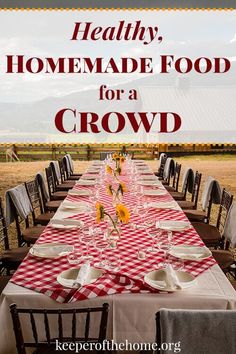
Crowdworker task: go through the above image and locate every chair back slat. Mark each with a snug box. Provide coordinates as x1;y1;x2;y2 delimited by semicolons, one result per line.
72;310;76;341
30;311;38;345
217;188;233;233
44;312;51;345
84;310;91;341
58;310;63;341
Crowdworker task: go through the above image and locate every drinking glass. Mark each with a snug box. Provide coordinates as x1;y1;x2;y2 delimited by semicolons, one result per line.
80;227;94;260
94;239;109;267
158;231;172;267
67;248;84;265
146;225;160;253
106;251;121;272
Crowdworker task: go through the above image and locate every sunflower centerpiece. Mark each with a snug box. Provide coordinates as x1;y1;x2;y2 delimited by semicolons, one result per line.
106;182;127;206
105;153;126;181
95;202;130;242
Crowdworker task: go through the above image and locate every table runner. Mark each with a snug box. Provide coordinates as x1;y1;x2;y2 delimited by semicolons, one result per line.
11;162;216;303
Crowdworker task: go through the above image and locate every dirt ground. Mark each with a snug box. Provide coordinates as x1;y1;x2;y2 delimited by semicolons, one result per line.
1;155;236;257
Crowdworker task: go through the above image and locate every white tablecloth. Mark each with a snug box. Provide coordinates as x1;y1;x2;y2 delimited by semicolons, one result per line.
1;264;236;354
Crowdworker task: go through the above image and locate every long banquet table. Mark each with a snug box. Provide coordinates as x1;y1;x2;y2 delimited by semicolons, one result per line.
1;160;236;354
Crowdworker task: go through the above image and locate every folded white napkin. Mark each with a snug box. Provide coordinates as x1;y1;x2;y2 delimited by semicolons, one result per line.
148;202;179;210
73;262;91;288
68;189;91;196
170;245;211;259
139;176;158;181
82;175;97;180
31;244;73;258
164;264;182;290
143;189;167;196
138;181;160;186
49;219;84;229
157;220;190;231
76;180;95;186
61;201;91;212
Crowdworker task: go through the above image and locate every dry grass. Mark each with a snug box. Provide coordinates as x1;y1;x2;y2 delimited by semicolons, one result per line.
1;156;236;261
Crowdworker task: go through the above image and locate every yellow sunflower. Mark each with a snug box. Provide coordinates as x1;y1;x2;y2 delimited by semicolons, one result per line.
95;202;104;223
112;153;119;160
120;156;125;163
116;204;130;224
106;165;113;175
106;184;113;196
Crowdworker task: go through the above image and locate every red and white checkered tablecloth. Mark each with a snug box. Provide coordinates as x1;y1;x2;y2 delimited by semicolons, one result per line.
11;164;216;303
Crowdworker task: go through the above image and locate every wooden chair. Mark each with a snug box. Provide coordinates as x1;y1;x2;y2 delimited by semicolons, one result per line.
65;154;82;179
50;162;75;191
62;156;81;181
192;188;233;248
155;309;236;354
177;171;202;210
36;173;62;212
25;180;55;226
9;201;45;247
211;201;236;277
45;166;67;201
0;197;29;274
184;178;221;223
10;303;109;354
155;154;167;179
159;158;175;186
170;168;194;201
58;159;76;188
165;163;182;192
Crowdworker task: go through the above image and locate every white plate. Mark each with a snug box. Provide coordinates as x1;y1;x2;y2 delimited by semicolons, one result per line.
169;245;212;261
144;269;196;292
82;175;97;180
139;176;158;181
87;168;100;172
76;180;95;186
157;220;190;231
61;202;91;213
136;168;152;173
57;267;104;289
68;190;91;196
49;219;84;229
30;243;74;259
138;181;161;186
143;189;167;196
148;202;179;210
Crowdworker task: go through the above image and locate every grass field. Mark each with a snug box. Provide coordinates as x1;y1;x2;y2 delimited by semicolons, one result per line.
0;155;236;258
